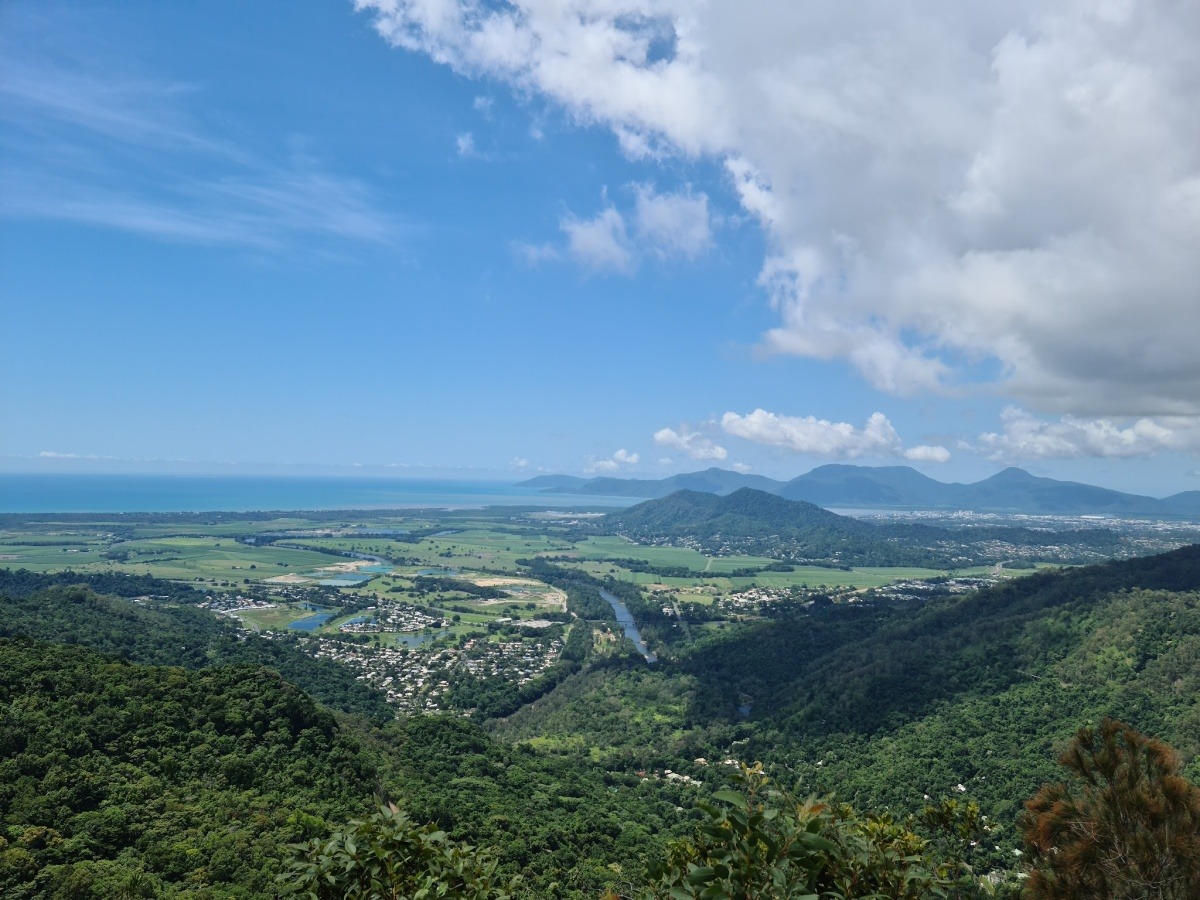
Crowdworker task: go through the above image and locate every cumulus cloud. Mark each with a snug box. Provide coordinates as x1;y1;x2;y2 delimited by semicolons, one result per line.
904;445;952;464
358;0;1200;416
509;456;531;469
585;448;640;474
976;407;1200;462
653;425;727;461
721;409;949;462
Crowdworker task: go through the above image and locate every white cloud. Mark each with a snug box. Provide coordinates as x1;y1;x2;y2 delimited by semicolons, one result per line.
721;408;949;462
976;407;1200;462
509;456;531;469
561;205;633;273
455;132;477;157
730;461;752;473
585;448;640;474
721;410;901;458
359;0;1200;416
633;184;711;259
658;457;675;466
653;425;727;461
904;445;952;464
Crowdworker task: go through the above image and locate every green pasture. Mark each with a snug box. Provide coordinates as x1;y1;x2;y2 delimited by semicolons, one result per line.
236;605;311;631
281;526;574;574
0;542;108;572
0;534;340;583
569;536;711;569
586;561;960;593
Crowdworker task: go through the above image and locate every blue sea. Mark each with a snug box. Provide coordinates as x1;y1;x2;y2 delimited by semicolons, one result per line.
0;474;635;514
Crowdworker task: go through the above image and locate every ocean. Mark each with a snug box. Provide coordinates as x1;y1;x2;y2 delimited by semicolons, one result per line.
0;474;635;514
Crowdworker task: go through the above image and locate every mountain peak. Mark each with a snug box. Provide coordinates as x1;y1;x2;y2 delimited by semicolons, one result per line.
988;466;1036;481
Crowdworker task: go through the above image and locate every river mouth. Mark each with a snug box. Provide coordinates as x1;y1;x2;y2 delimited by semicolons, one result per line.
598;588;657;663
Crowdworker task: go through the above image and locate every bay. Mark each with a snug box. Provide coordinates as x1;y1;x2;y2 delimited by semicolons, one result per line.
0;474;637;514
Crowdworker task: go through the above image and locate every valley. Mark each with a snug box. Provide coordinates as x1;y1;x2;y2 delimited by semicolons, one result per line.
3;497;1200;897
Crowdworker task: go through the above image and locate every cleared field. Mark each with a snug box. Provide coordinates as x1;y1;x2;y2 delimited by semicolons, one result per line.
570;537;710;569
236;605;310;630
0;535;338;583
283;528;572;574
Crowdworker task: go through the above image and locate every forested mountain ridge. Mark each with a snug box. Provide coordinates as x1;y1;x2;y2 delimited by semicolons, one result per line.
602;487;1126;566
0;569;392;722
495;544;1200;846
523;463;1200;516
0;605;690;898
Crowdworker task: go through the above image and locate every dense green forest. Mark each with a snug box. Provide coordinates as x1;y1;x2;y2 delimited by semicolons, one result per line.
4;544;1200;896
0;632;691;897
0;570;392;723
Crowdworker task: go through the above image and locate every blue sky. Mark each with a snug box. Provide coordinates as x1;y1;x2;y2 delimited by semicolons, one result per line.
3;1;1199;496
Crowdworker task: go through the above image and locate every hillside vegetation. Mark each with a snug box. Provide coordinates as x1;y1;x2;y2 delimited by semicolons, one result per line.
604;487;1125;566
4;545;1200;896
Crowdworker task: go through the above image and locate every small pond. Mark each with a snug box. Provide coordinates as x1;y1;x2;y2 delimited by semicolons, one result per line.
289;609;336;631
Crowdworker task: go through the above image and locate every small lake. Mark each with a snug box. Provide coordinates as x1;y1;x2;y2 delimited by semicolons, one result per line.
289;609;336;631
599;588;657;663
360;564;393;574
339;615;373;626
316;575;369;586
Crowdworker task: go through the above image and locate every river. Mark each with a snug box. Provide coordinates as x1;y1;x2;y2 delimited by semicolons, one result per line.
598;588;657;663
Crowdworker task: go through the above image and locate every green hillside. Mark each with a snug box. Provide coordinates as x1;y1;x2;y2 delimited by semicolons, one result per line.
494;545;1200;855
4;545;1200;896
603;487;1125;566
0;569;392;722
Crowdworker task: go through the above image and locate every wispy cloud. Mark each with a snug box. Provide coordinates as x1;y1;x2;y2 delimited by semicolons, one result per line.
562;206;633;273
532;184;715;274
0;54;398;252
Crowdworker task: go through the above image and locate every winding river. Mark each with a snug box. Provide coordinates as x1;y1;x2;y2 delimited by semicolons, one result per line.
598;588;657;663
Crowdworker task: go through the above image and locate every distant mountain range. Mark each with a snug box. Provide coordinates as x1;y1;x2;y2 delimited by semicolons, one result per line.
603;488;1128;567
519;464;1200;518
